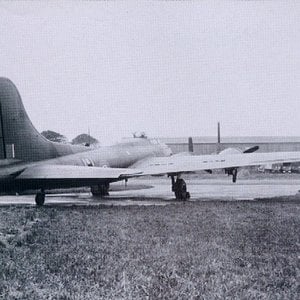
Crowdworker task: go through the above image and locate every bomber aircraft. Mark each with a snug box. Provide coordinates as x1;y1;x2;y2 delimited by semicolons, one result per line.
1;77;300;206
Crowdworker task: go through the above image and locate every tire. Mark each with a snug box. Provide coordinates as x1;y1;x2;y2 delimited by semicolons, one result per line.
174;179;188;201
175;191;181;200
35;192;45;206
232;169;238;183
91;184;109;197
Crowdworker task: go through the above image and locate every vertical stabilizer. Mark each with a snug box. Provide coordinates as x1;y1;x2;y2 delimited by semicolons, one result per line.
217;122;221;144
217;122;222;153
188;137;194;153
0;78;86;162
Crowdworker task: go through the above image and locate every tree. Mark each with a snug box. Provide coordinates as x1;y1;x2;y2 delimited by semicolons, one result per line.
41;130;68;143
71;134;98;146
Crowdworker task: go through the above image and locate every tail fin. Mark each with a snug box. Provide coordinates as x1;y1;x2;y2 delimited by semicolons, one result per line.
0;78;85;162
216;122;222;153
188;137;193;153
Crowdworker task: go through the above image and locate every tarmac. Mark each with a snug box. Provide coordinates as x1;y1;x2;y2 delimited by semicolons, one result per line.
1;177;300;207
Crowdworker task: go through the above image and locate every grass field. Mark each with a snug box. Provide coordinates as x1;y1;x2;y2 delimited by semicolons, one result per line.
0;200;299;299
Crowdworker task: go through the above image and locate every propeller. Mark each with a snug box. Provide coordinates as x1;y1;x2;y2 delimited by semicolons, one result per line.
243;146;259;153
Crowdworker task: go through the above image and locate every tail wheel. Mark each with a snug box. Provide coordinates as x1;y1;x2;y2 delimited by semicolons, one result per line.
35;191;45;206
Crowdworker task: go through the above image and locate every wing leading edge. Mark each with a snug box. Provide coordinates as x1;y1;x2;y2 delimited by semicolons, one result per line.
131;152;300;176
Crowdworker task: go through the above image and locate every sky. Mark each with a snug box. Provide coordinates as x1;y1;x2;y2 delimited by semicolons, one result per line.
0;1;299;144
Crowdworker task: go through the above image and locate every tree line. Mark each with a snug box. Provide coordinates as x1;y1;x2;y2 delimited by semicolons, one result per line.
41;130;99;146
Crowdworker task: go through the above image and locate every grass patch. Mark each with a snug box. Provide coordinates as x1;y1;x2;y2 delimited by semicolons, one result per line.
0;201;299;299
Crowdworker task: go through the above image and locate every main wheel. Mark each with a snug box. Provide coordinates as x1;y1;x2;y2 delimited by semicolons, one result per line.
35;192;45;206
232;168;238;183
174;179;188;201
91;183;110;197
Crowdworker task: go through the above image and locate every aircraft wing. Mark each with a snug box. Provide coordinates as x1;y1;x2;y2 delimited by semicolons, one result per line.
16;165;141;182
12;151;300;184
131;151;300;176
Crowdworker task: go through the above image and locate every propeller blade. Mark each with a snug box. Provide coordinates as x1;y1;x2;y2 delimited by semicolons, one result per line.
243;146;259;153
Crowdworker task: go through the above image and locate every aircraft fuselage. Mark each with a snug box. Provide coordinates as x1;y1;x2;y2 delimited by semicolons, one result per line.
0;138;172;192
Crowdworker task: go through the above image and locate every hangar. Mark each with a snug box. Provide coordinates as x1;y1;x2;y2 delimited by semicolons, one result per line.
161;136;300;155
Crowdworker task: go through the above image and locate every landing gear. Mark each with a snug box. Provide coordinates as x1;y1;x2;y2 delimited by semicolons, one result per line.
91;183;110;197
35;190;45;206
225;168;238;183
232;168;238;183
171;175;190;201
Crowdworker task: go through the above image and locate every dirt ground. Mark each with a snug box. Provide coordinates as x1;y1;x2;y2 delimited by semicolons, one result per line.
0;198;299;299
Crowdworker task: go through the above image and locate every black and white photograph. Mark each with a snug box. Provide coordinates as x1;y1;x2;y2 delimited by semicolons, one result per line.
0;1;299;299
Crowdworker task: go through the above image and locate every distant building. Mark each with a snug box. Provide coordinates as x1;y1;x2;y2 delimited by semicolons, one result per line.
159;136;300;155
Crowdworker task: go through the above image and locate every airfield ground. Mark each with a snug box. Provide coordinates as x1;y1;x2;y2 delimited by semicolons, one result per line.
0;176;300;299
